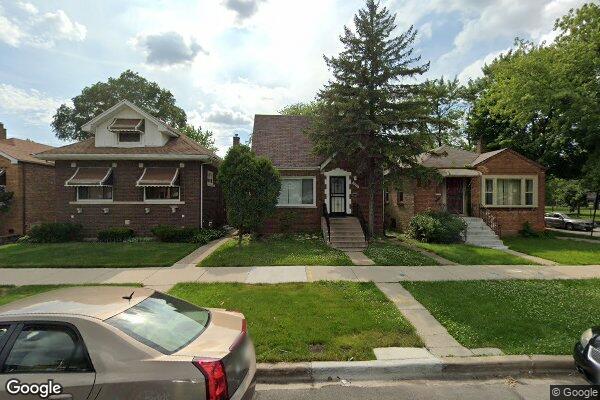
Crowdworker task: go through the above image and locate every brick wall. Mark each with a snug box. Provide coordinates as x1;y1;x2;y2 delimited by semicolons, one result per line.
260;170;323;234
55;160;207;237
260;165;385;236
0;159;24;235
385;150;545;236
474;150;546;236
201;163;225;228
23;163;56;232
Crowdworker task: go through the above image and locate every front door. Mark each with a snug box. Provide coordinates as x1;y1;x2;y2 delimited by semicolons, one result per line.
329;176;346;216
446;178;464;215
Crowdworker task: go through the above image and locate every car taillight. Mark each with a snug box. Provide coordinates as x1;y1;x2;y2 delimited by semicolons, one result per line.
229;318;247;351
193;358;229;400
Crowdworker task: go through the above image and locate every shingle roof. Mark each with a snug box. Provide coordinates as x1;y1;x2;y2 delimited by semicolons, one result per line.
0;138;54;166
471;148;506;165
36;134;216;158
251;115;325;168
417;145;480;168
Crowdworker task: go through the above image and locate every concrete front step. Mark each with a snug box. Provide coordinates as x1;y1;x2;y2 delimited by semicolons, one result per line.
462;216;508;250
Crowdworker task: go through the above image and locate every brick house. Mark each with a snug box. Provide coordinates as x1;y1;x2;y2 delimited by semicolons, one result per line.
0;123;56;237
36;100;224;237
251;115;383;249
385;145;546;237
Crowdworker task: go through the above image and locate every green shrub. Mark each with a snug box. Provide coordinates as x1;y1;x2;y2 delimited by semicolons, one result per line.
97;228;135;242
192;228;227;245
151;225;198;243
519;221;541;237
408;211;466;243
28;222;83;243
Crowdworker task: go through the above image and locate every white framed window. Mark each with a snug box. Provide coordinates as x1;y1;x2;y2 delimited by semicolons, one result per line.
206;170;214;187
278;177;316;207
144;186;181;202
481;176;538;208
77;186;113;202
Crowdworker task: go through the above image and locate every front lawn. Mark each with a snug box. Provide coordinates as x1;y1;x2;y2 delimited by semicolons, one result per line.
408;240;535;265
199;234;352;267
364;239;438;266
169;282;422;362
0;242;198;268
504;236;600;265
404;279;600;355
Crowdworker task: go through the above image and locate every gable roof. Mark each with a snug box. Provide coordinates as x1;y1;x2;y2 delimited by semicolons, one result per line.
417;145;481;168
251;115;325;169
0;138;54;166
36;133;218;162
81;100;179;137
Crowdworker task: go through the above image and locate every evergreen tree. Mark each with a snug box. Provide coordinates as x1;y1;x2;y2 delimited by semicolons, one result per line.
309;0;429;236
422;77;467;148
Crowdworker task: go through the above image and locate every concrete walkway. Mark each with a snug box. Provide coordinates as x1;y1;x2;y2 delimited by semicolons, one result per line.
501;248;558;266
344;251;375;266
555;236;600;244
2;264;600;289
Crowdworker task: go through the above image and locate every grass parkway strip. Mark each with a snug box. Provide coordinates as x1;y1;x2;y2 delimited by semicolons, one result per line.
504;236;600;265
403;279;600;355
169;281;422;362
0;242;199;268
199;235;352;267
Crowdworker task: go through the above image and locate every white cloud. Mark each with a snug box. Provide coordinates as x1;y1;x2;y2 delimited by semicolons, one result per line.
457;47;511;82
0;83;65;125
440;0;587;62
0;4;86;48
222;0;267;21
132;32;207;67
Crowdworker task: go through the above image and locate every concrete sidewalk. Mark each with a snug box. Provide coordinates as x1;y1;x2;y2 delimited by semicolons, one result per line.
1;264;600;289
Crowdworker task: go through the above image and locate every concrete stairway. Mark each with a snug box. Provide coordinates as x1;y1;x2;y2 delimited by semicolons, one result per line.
325;217;368;252
461;216;508;250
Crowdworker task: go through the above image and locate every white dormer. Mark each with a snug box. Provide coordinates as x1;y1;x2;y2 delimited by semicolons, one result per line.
81;100;179;148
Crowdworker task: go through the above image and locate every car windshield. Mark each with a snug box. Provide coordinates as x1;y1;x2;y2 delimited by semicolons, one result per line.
106;292;210;354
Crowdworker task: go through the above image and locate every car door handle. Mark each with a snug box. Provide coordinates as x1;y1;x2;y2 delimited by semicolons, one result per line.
49;394;73;400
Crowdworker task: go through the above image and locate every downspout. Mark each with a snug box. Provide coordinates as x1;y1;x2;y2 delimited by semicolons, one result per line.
21;163;26;234
200;163;204;229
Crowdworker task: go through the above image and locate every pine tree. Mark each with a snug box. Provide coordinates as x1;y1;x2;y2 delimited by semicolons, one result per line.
309;0;430;236
422;77;468;148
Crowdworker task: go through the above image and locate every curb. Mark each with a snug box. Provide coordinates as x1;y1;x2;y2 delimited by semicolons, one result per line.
256;355;574;384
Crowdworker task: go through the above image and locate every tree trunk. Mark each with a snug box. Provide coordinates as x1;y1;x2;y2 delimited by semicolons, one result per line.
368;168;376;239
592;191;599;238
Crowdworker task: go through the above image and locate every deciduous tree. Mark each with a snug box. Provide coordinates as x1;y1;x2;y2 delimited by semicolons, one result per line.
52;70;187;142
218;145;281;246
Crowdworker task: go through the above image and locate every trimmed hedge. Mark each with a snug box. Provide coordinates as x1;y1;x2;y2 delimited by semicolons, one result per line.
408;211;466;243
28;222;83;243
97;228;135;242
151;225;226;244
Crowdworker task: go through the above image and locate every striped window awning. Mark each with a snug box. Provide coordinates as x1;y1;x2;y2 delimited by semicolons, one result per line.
108;118;144;133
65;167;113;186
136;168;180;187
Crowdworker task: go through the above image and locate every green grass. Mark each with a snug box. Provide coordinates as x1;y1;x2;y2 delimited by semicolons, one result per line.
400;236;535;265
199;235;352;267
504;236;600;265
404;280;600;355
548;231;600;242
0;242;198;268
364;239;438;266
169;282;422;362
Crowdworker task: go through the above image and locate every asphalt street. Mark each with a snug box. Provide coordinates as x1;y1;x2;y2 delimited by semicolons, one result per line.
255;374;588;400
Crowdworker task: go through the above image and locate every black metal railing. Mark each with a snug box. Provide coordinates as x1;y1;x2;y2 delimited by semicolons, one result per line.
322;202;331;242
480;207;501;237
351;203;369;239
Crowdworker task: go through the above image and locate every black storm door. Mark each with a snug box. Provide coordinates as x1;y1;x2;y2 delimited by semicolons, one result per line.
329;176;347;216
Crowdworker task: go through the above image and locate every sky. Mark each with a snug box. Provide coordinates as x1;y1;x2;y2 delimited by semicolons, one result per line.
0;0;591;156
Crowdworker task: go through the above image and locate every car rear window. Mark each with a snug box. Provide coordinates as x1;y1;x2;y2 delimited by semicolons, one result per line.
106;292;210;354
